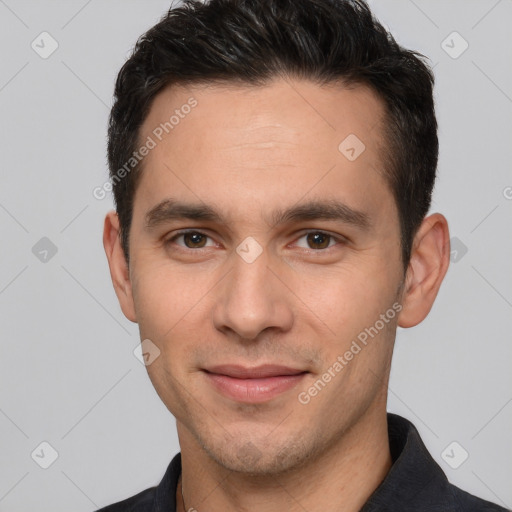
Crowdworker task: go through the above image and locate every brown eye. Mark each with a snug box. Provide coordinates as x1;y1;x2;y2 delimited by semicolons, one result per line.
306;232;332;250
166;231;214;250
181;232;208;248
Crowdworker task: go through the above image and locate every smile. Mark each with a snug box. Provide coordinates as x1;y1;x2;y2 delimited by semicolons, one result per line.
202;364;308;403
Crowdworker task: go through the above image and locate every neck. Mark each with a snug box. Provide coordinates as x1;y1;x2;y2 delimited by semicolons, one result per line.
175;409;392;512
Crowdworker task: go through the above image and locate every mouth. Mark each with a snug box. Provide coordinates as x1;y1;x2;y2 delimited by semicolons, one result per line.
202;364;308;404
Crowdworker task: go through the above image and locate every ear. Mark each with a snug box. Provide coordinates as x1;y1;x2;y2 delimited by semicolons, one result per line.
103;210;137;323
397;213;450;328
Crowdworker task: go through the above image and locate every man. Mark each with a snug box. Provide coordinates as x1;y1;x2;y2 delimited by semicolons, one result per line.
98;0;508;510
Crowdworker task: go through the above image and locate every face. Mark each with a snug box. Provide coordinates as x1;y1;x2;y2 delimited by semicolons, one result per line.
114;78;408;475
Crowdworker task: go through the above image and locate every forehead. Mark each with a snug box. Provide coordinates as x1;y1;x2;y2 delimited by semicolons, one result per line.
134;78;394;227
141;78;385;151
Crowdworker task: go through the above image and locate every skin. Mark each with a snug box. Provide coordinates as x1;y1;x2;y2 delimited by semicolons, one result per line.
103;77;450;512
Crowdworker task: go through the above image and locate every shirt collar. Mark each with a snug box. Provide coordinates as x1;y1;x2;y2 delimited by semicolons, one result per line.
152;413;453;511
361;413;454;510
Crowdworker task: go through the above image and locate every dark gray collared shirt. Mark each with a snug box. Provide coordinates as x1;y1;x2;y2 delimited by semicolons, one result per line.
95;413;509;511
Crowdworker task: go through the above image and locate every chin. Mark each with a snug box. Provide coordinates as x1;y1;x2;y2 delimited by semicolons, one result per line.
197;431;319;477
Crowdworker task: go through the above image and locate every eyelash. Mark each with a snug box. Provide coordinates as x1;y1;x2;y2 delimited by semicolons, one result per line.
164;229;347;253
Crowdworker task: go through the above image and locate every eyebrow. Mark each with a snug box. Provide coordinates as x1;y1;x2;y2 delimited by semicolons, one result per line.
144;198;372;232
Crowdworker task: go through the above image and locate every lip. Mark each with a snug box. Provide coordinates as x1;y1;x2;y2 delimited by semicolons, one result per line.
205;364;306;378
202;364;308;403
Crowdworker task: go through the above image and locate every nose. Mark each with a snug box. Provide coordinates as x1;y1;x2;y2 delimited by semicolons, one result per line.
211;245;294;342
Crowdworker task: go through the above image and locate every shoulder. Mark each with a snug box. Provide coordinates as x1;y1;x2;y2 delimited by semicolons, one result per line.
96;487;156;512
376;414;509;512
93;453;182;512
94;486;156;512
449;483;510;512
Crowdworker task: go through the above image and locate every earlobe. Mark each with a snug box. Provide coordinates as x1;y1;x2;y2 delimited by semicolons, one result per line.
397;213;450;328
103;210;137;323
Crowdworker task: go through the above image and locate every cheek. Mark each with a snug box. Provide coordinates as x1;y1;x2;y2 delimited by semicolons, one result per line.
132;273;172;332
302;276;399;383
291;264;396;335
131;265;191;345
132;258;199;320
131;263;221;377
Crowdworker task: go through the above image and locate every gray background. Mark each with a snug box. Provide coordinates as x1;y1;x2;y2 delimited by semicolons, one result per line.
0;0;511;511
